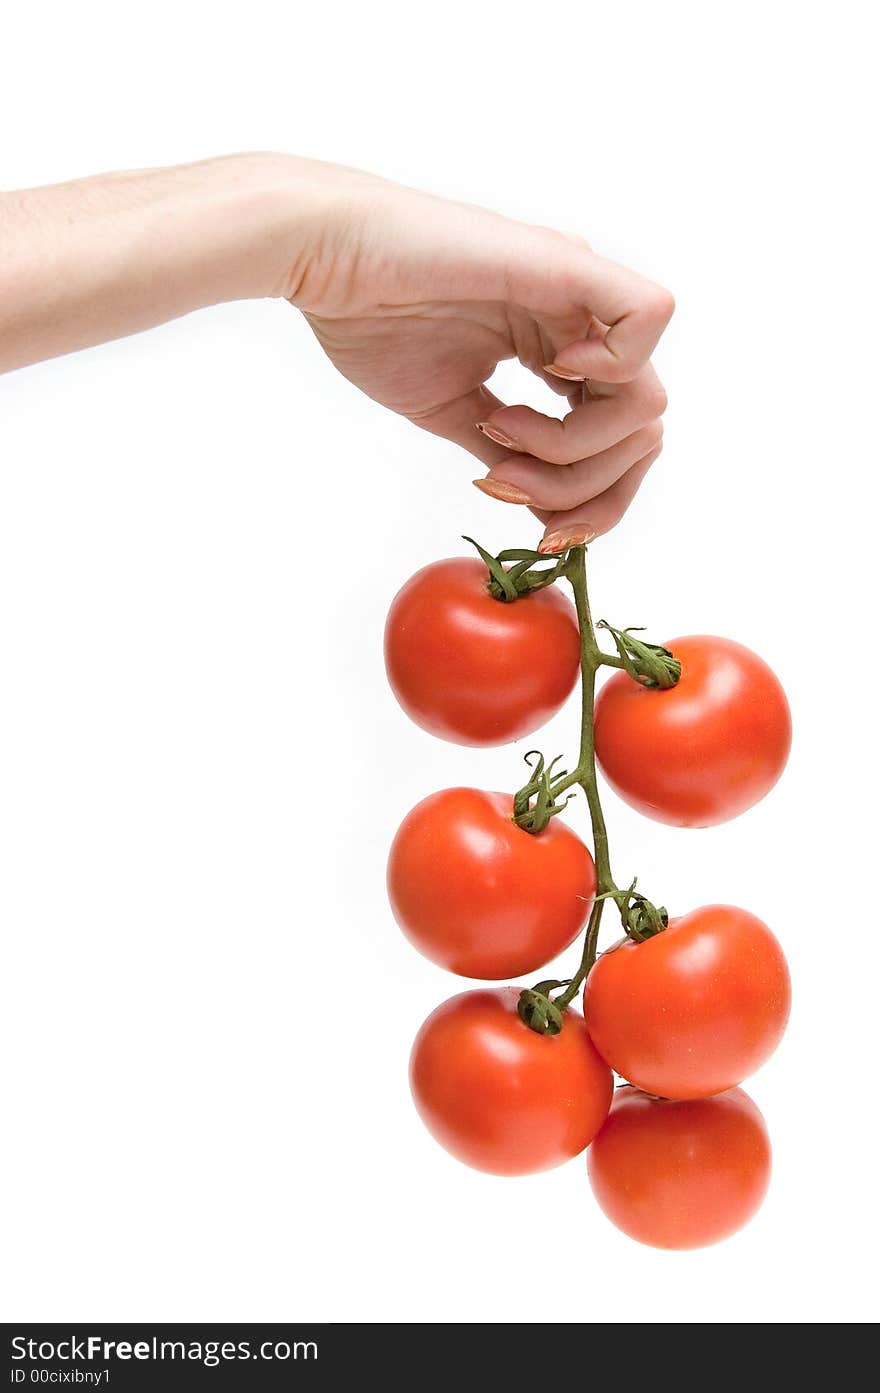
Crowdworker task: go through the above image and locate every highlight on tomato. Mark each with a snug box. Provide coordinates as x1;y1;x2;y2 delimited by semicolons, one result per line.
588;1085;772;1249
384;557;580;746
410;987;613;1175
583;904;791;1100
387;787;596;979
594;635;792;827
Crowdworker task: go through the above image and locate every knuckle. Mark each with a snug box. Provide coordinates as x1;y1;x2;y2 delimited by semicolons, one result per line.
548;419;580;465
649;285;676;324
531;225;591;267
639;420;664;452
561;229;593;253
634;380;668;420
642;437;664;469
540;465;582;510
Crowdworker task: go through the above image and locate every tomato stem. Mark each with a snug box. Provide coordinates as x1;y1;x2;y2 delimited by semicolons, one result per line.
549;546;623;1004
553;897;606;1008
511;544;672;1030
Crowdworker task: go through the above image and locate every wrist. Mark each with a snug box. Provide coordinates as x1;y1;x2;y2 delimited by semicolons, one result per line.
214;151;376;306
203;152;322;301
166;152;320;305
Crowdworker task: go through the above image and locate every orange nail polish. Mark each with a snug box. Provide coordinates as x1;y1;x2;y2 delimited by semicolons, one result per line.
476;421;522;451
539;525;598;555
473;478;533;505
544;363;586;382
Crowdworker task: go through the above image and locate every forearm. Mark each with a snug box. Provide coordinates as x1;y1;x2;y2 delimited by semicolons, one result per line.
0;152;329;373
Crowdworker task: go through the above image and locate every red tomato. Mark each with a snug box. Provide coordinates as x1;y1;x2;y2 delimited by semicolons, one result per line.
384;558;580;746
594;635;791;826
583;905;791;1099
410;988;613;1175
388;788;596;979
588;1085;772;1249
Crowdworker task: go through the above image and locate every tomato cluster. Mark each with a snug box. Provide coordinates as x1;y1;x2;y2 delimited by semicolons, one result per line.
384;543;791;1250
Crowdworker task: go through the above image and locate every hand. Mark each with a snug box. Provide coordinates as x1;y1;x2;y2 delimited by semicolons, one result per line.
292;167;673;547
0;153;672;549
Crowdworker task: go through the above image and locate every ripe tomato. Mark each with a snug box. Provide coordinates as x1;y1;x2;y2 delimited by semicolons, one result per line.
583;905;791;1099
388;788;596;979
594;635;791;826
384;558;580;746
410;988;613;1175
588;1085;772;1249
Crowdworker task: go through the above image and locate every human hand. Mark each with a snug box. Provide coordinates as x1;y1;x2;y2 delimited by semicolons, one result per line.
292;165;673;548
1;153;671;550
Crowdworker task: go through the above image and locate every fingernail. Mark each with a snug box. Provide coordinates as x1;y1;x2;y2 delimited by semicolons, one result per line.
476;421;522;451
544;363;586;382
538;525;598;555
472;478;533;505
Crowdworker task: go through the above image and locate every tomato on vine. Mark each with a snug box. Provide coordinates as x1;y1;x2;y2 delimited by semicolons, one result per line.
588;1085;772;1249
384;556;580;746
388;786;596;979
583;904;791;1099
594;635;791;827
386;536;791;1244
410;988;613;1175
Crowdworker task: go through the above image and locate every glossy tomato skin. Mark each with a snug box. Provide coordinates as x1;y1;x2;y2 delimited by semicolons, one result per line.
594;635;792;827
384;558;580;746
583;905;791;1100
388;788;596;979
410;988;613;1175
588;1085;772;1249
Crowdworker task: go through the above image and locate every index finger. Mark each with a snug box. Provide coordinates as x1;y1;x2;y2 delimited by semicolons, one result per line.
549;254;675;384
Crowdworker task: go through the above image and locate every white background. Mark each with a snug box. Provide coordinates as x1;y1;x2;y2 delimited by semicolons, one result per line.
2;1;877;1325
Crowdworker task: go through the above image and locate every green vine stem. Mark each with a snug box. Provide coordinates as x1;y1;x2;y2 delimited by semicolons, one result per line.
463;531;674;1031
547;545;618;1008
515;543;672;1034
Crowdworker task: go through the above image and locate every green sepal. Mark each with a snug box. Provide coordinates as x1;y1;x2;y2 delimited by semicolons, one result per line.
598;621;681;689
517;982;569;1036
463;536;570;601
